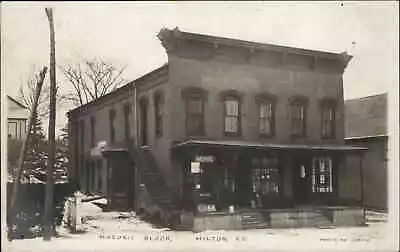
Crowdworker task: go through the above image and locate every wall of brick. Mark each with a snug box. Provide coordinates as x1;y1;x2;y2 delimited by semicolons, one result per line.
167;49;345;146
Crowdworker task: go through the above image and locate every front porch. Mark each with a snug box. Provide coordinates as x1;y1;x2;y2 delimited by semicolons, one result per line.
172;139;368;231
180;206;366;232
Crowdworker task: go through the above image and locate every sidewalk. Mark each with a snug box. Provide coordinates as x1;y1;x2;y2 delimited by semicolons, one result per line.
5;203;395;252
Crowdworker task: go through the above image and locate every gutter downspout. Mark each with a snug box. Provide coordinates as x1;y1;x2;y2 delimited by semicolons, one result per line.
133;83;139;212
359;152;365;221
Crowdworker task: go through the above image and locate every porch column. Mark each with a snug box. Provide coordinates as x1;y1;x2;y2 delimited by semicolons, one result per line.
358;152;366;218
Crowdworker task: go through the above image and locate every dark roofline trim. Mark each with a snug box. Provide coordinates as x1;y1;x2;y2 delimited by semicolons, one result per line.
345;134;388;141
7;95;28;109
159;28;352;63
67;64;168;118
344;92;388;103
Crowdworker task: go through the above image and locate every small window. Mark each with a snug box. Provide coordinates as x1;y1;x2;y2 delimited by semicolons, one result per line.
321;102;336;139
123;104;132;140
7;122;17;139
290;98;307;137
154;93;164;138
186;95;204;136
109;109;116;144
224;97;240;136
258;100;275;137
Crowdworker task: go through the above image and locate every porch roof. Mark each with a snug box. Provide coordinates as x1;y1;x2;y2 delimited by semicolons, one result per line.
172;139;368;152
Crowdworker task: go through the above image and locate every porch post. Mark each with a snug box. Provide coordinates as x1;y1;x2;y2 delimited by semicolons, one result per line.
358;152;365;218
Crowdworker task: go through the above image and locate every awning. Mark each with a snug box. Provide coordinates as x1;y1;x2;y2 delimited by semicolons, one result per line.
172;139;367;152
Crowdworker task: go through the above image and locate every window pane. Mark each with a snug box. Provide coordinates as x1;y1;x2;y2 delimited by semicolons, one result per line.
225;117;238;132
187;98;202;114
260;118;271;134
187;115;203;135
8;122;17;138
225;100;239;116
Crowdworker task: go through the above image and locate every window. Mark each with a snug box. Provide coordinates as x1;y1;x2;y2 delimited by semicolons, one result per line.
8;122;17;138
123;104;132;140
109;109;116;144
154;93;164;137
140;98;148;146
290;98;308;137
186;95;204;136
224;97;240;135
321;101;336;138
90;116;96;147
258;100;275;137
251;157;280;195
311;157;333;193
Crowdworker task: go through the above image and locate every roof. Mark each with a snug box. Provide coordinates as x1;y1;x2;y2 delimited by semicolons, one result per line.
158;27;353;67
67;63;168;117
172;139;367;152
344;93;388;138
7;95;28;109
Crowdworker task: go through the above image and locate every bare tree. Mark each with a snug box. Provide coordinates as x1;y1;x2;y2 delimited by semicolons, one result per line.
18;68;64;119
61;59;127;106
18;69;50;118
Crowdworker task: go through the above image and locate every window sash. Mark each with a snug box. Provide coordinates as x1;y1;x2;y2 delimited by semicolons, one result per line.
224;98;240;134
155;100;163;137
186;96;204;136
291;103;305;136
259;102;274;135
321;107;335;138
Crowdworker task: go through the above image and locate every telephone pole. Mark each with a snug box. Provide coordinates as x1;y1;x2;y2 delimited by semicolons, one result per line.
43;7;57;241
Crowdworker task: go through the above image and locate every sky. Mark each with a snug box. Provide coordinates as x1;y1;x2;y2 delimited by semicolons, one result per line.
1;1;399;136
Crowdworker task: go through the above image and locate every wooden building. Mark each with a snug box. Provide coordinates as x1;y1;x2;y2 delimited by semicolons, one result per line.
345;93;388;211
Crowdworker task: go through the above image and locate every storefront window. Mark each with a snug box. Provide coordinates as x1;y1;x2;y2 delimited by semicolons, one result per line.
251;157;280;196
311;157;333;193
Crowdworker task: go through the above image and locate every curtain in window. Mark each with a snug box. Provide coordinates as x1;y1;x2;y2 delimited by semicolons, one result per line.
291;103;305;136
224;99;239;133
259;102;273;135
322;106;335;138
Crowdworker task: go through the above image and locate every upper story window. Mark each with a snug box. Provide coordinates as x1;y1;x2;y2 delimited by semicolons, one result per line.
182;87;207;137
109;109;116;144
221;90;242;137
289;96;309;137
320;98;336;139
139;97;148;146
123;104;132;141
90;116;96;147
256;93;276;137
154;91;164;138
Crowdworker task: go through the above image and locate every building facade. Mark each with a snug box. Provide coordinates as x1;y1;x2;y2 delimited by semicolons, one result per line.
68;28;367;229
345;93;388;211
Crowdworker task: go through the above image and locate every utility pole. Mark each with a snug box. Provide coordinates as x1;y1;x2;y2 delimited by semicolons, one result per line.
7;67;48;241
43;7;57;241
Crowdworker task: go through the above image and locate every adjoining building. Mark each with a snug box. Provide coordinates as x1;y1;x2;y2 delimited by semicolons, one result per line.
68;28;368;231
345;93;388;211
7;95;29;140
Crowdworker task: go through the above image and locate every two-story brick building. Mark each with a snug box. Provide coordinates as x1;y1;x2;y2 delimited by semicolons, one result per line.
68;28;367;230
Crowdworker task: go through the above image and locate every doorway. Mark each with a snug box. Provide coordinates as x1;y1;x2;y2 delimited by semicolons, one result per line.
292;155;312;205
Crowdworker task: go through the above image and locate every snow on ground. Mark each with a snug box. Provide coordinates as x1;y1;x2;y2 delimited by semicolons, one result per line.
5;204;396;252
